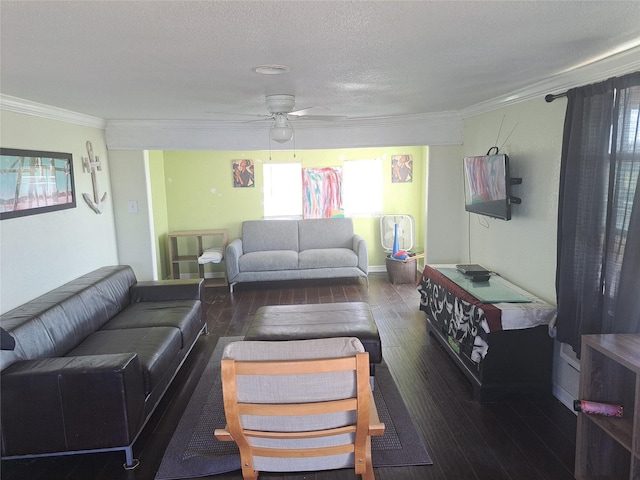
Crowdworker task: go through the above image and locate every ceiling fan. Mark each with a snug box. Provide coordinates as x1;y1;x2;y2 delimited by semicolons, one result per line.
261;94;346;143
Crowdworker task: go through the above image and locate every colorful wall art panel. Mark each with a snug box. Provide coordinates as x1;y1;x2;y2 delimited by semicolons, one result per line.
302;167;343;218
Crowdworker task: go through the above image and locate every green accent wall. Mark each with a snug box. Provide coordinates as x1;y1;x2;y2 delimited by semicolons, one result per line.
152;146;425;274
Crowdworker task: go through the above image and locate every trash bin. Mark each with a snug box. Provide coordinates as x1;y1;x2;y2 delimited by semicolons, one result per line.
385;255;418;284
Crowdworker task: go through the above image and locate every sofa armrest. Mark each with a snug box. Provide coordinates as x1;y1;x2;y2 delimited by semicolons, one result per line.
1;354;146;455
130;279;205;318
225;238;243;281
130;279;204;302
353;234;369;274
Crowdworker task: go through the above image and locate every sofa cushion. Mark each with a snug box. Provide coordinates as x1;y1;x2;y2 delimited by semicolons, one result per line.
239;250;299;272
298;218;354;250
298;248;359;269
242;220;299;253
101;301;202;348
66;327;181;395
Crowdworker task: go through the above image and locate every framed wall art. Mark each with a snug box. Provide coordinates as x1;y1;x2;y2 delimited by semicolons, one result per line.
0;148;76;220
391;154;413;183
302;167;343;218
232;159;255;188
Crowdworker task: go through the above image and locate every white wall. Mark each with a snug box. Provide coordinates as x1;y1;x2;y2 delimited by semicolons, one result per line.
424;145;464;264
0;111;119;313
461;96;579;407
461;98;564;302
108;150;157;281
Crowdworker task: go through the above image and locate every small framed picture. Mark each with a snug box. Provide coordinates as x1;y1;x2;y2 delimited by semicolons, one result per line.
391;155;413;183
232;159;254;188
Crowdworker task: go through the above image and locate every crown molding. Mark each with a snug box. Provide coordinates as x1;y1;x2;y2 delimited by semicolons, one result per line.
104;112;463;150
460;45;640;118
0;94;105;129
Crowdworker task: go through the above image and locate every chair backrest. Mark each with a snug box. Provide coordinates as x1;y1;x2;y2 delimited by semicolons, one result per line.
219;337;378;478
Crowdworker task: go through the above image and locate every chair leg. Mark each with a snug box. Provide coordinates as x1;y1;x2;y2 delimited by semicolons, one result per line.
361;437;376;480
241;467;258;480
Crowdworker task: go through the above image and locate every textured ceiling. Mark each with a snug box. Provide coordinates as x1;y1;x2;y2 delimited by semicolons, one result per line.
1;0;640;123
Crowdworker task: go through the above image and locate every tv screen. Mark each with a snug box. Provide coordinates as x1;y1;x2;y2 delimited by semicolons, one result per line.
463;154;513;221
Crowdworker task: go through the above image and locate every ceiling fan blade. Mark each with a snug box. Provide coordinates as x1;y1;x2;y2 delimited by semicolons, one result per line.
205;111;272;121
243;115;275;123
289;106;328;116
290;114;347;121
288;105;347;121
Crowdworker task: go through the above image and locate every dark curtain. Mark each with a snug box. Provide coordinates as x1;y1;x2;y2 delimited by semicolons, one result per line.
611;75;640;334
556;71;640;354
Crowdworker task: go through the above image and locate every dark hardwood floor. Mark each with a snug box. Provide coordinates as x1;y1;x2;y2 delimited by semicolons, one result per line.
1;273;576;480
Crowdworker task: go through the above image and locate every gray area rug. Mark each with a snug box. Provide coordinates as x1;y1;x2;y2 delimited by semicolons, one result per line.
155;336;432;480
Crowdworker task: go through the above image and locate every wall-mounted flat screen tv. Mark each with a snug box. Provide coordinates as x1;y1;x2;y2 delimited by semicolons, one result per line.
463;154;520;221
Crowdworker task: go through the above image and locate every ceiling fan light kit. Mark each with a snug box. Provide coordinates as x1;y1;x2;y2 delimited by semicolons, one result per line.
270;125;293;143
261;94;342;143
270;113;293;143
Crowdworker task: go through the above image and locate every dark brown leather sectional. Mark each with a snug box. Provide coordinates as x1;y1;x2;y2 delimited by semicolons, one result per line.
0;265;206;468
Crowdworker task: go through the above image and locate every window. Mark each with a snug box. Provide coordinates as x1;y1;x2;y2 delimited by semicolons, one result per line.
262;162;302;218
343;158;383;216
556;72;640;354
263;158;383;218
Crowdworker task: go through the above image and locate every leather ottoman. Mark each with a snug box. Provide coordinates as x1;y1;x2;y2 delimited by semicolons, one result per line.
245;302;382;376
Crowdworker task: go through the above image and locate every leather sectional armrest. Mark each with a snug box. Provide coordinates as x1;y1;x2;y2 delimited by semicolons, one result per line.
130;279;204;303
1;353;146;455
130;279;206;320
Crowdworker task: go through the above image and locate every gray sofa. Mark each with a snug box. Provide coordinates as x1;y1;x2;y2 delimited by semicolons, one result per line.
0;265;206;468
226;218;368;292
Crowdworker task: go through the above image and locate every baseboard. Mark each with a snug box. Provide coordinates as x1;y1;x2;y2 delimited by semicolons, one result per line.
174;272;226;280
553;383;577;414
370;264;423;274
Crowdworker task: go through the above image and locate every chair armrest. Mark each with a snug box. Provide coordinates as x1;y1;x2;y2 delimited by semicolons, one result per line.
1;354;146;454
353;234;369;274
225;238;244;281
214;427;234;442
369;391;385;437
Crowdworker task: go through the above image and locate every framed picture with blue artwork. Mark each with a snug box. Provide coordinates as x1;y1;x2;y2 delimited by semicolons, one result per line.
0;148;76;220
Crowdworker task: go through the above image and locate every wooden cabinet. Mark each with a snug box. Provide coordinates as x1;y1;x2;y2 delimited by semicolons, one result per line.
575;334;640;480
168;230;228;287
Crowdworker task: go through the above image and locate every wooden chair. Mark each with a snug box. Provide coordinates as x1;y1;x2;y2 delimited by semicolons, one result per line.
214;337;385;480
